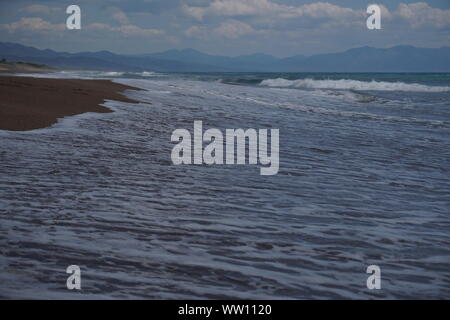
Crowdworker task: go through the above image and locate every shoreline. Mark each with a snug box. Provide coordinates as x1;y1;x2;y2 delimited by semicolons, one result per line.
0;76;140;131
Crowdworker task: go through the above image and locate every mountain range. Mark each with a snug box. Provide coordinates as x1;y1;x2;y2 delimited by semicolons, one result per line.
1;42;449;72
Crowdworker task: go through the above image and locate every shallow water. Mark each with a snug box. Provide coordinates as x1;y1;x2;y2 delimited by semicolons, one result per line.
0;74;449;299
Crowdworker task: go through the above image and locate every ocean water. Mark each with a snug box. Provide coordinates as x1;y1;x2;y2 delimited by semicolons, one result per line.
0;72;449;299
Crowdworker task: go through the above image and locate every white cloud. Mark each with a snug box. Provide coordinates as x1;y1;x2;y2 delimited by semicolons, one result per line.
117;24;163;37
182;1;450;30
0;18;65;34
86;23;164;37
213;20;257;39
0;15;163;39
87;23;114;31
19;5;61;16
182;0;362;21
181;0;365;40
395;2;450;29
112;11;130;25
184;25;208;39
208;0;280;17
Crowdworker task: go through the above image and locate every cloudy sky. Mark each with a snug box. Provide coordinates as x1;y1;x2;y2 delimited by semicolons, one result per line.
0;0;449;57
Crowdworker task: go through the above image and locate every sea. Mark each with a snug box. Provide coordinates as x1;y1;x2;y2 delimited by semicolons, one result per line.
0;71;449;299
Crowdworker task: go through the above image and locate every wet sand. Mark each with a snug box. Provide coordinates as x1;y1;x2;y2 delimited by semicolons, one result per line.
0;76;140;131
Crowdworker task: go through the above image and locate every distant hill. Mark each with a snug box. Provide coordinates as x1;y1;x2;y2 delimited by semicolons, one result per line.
0;60;53;74
1;42;449;72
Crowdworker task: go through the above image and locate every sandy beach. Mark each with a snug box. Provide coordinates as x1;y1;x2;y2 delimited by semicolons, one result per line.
0;76;140;131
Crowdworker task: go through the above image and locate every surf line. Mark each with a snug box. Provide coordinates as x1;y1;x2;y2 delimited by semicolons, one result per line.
170;120;279;175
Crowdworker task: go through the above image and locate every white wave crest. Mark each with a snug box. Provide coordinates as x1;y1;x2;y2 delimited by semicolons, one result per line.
259;78;450;92
101;71;125;76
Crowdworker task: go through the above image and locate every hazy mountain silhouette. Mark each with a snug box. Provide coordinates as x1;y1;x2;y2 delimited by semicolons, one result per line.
1;42;449;72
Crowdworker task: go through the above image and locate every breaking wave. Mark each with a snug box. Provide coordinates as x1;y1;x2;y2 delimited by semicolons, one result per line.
259;78;450;92
94;71;160;77
101;71;125;76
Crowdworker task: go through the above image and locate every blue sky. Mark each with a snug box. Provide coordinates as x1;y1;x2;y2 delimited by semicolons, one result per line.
0;0;449;57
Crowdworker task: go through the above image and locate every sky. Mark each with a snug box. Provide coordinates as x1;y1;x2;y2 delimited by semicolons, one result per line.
0;0;449;57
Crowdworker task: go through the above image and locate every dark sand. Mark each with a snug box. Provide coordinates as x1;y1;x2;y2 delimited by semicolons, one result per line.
0;76;140;131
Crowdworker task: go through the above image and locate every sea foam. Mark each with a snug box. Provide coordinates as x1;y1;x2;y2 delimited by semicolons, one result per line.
259;78;450;92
